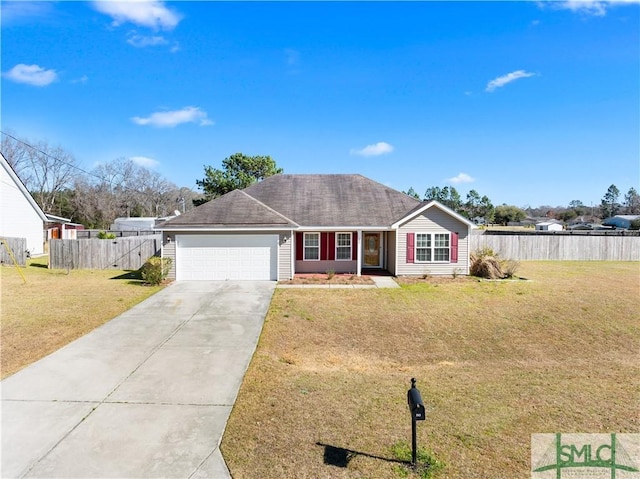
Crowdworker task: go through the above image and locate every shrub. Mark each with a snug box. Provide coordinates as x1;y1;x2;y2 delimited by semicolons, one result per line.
97;231;116;239
140;257;172;285
501;259;520;278
326;269;335;279
473;246;497;258
470;248;519;280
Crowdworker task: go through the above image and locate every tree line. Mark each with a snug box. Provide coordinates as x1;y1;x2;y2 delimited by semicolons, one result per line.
404;184;640;226
2;130;638;230
1;132;201;229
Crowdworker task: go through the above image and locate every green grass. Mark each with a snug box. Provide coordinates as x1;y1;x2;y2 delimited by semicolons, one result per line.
390;441;445;479
221;261;639;478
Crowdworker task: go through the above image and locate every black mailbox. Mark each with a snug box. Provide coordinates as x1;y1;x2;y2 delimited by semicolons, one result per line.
407;378;425;421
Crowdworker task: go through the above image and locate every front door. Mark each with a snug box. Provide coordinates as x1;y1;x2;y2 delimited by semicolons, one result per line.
363;232;381;267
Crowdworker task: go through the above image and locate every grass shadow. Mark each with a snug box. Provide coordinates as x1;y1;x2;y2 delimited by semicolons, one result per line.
316;442;407;468
110;270;163;287
110;270;142;281
29;262;49;269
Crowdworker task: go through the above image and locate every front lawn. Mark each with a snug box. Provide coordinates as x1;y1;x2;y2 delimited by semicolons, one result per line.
0;257;163;379
222;261;639;478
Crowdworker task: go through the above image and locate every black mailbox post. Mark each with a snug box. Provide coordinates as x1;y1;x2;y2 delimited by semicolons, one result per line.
407;378;425;465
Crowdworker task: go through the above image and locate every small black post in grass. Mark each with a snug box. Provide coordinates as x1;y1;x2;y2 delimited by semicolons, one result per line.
407;377;425;465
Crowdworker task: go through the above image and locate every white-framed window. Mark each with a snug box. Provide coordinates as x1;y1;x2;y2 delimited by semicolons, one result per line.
415;233;431;262
434;233;450;261
415;233;450;262
304;232;320;260
336;232;352;260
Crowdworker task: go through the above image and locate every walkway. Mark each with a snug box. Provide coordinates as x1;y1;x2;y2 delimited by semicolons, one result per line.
1;281;275;479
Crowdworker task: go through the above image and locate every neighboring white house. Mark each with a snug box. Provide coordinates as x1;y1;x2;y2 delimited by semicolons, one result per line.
0;153;47;255
111;214;178;231
535;221;563;231
111;217;157;231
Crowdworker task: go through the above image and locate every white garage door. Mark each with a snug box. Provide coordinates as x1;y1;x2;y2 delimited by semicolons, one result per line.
176;234;278;281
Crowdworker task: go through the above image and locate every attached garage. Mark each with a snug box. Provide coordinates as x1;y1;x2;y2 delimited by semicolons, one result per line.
175;234;279;281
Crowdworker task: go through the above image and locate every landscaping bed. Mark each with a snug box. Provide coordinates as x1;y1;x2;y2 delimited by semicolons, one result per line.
280;273;375;285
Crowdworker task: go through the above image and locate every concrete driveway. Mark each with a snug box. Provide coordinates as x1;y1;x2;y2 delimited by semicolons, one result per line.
1;281;275;479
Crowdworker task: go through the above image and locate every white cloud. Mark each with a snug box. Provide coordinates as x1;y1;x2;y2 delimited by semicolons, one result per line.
92;0;181;30
1;1;52;25
130;156;159;168
486;70;536;92
71;75;88;84
350;142;394;157
447;173;475;184
127;33;169;48
537;0;640;16
3;64;57;86
131;106;214;128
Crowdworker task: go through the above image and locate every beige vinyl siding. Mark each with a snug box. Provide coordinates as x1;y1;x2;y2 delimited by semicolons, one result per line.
396;209;470;276
162;235;176;280
278;232;293;280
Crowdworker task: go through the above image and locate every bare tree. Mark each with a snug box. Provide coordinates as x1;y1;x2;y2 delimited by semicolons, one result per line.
85;157;186;225
1;133;80;213
2;132;198;227
1;131;32;182
134;167;176;217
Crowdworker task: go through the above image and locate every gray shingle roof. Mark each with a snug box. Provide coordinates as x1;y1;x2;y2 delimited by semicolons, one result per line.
244;174;421;226
163;174;422;228
162;189;296;227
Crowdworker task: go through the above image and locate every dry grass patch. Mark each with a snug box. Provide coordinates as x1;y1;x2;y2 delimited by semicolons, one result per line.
222;261;639;478
1;257;163;378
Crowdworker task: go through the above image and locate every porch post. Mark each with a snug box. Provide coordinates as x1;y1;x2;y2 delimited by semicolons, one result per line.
357;230;362;276
290;229;295;280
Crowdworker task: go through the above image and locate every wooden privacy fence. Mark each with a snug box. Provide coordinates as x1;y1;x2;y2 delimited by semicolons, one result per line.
49;235;162;270
0;237;28;266
470;232;640;261
77;230;159;239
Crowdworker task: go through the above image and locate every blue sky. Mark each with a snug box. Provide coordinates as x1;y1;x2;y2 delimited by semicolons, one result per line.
2;0;639;208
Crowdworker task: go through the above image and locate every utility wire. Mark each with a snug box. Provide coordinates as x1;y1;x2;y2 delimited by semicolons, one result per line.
0;130;195;204
1;130;98;180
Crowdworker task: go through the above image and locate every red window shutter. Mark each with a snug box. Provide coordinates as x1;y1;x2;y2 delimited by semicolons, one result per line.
328;232;335;261
352;232;358;260
451;232;459;263
320;233;328;260
296;232;304;261
406;232;415;263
